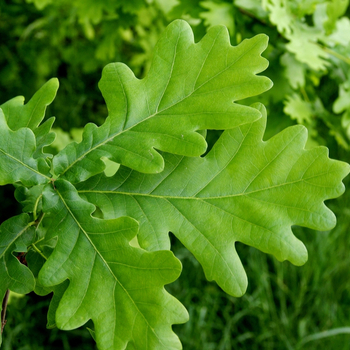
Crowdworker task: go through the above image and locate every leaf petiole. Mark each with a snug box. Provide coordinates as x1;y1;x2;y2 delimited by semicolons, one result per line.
29;243;48;260
33;194;43;222
1;289;10;335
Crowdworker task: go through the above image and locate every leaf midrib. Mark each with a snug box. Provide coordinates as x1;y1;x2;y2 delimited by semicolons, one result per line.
77;169;336;200
56;188;168;347
0;148;51;182
0;220;34;260
57;36;262;178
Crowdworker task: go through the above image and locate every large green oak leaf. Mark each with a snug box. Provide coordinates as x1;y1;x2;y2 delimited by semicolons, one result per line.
53;19;272;183
39;180;188;350
0;108;51;186
77;104;350;297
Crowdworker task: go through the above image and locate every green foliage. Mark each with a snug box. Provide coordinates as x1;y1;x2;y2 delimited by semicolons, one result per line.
77;103;348;298
53;24;271;182
0;19;349;349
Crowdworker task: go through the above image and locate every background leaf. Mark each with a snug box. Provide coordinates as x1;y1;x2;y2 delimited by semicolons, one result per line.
77;103;350;297
53;19;272;183
39;180;188;350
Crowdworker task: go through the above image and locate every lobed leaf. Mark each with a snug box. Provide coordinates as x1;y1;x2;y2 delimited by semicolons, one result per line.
39;180;188;350
53;19;272;183
77;103;350;297
0;78;58;132
26;248;70;329
0;214;36;344
0;109;51;186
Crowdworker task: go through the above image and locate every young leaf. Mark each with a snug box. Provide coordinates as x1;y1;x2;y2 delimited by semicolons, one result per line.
0;109;51;186
0;214;36;343
0;78;58;131
53;19;272;183
39;180;188;350
77;103;350;297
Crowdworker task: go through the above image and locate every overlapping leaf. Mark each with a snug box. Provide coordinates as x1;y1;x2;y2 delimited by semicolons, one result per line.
77;103;350;297
0;78;58;132
39;180;188;350
0;79;58;160
0;214;36;344
0;214;36;295
53;19;272;183
0;109;51;186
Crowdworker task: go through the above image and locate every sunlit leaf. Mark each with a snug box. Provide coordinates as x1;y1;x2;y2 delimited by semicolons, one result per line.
39;180;188;350
53;19;272;183
77;103;350;297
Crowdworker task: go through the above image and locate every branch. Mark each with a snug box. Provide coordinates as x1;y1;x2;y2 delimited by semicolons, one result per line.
1;289;10;334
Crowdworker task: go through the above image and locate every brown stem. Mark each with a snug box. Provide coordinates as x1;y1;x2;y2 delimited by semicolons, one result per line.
1;289;10;334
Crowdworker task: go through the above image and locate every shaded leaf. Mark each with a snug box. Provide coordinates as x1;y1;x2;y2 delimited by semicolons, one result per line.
39;180;188;350
0;214;36;344
53;19;272;183
77;103;350;297
26;248;69;329
14;184;45;214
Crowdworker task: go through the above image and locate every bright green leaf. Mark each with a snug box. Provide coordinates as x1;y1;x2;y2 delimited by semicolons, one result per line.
284;93;313;124
0;109;51;186
199;1;234;35
14;184;45;214
77;103;350;297
323;0;349;34
39;179;188;350
263;0;293;35
234;0;268;19
53;19;272;183
285;23;329;71
280;52;305;89
327;17;350;46
333;80;350;114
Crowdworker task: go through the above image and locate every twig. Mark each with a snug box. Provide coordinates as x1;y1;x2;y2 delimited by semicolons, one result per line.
1;289;10;334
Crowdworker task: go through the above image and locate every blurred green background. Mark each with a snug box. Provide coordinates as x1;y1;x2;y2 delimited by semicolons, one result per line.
1;0;350;349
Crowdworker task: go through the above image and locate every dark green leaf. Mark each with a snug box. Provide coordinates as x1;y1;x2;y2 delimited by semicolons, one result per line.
0;214;36;344
0;109;51;186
